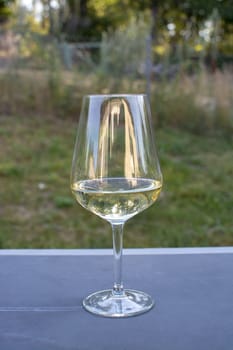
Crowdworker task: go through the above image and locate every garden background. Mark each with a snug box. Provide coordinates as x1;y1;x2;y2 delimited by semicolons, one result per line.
0;0;232;248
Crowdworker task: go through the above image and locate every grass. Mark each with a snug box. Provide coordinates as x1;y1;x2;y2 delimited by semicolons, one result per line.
1;68;232;137
0;113;232;248
0;26;232;248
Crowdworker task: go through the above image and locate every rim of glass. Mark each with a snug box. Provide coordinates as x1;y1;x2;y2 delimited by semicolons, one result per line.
84;94;147;98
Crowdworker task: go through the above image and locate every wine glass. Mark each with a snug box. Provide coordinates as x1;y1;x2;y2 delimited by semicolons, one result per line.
71;94;162;317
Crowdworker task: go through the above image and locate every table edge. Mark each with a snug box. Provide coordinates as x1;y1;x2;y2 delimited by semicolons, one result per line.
0;247;232;255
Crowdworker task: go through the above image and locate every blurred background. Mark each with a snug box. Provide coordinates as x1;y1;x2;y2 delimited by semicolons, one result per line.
0;0;232;249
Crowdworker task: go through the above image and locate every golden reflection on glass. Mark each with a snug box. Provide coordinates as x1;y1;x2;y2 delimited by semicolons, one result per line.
98;98;139;180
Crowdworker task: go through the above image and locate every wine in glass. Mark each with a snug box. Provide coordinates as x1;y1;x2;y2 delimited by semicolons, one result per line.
71;94;162;317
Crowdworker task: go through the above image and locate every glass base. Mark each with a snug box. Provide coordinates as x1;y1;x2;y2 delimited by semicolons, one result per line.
83;289;154;318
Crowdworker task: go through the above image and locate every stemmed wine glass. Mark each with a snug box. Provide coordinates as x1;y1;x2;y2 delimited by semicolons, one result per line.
71;94;162;317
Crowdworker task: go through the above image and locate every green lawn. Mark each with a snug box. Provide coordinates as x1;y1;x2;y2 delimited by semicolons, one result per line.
0;114;232;248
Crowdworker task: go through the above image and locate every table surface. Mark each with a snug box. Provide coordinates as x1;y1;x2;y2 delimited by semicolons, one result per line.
0;247;233;350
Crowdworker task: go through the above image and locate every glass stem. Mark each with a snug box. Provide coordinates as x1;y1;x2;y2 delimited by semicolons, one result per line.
111;223;124;296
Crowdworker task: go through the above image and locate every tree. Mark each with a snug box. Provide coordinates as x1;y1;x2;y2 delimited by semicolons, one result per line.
36;0;233;41
0;0;14;23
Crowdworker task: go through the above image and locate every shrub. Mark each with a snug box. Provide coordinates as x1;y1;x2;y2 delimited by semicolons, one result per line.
100;15;151;77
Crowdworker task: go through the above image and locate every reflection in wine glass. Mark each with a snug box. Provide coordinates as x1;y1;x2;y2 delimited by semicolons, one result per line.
99;98;140;180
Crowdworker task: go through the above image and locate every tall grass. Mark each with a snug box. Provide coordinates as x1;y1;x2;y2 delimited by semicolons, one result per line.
0;64;232;137
0;67;80;118
151;68;233;135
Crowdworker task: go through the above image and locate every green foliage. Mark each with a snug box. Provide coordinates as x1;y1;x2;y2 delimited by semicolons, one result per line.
0;163;24;177
54;196;74;208
18;31;59;69
177;0;233;23
100;15;151;77
0;0;14;23
58;0;233;41
87;0;150;37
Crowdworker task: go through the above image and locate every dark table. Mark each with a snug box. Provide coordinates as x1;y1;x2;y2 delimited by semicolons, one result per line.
0;248;233;350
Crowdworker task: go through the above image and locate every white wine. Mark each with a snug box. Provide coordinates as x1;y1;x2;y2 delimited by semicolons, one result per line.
71;178;162;223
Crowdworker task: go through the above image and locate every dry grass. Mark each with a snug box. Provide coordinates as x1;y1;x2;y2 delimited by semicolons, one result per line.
0;66;232;136
151;68;233;135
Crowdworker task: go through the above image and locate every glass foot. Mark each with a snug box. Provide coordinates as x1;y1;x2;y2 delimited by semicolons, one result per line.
83;289;154;318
